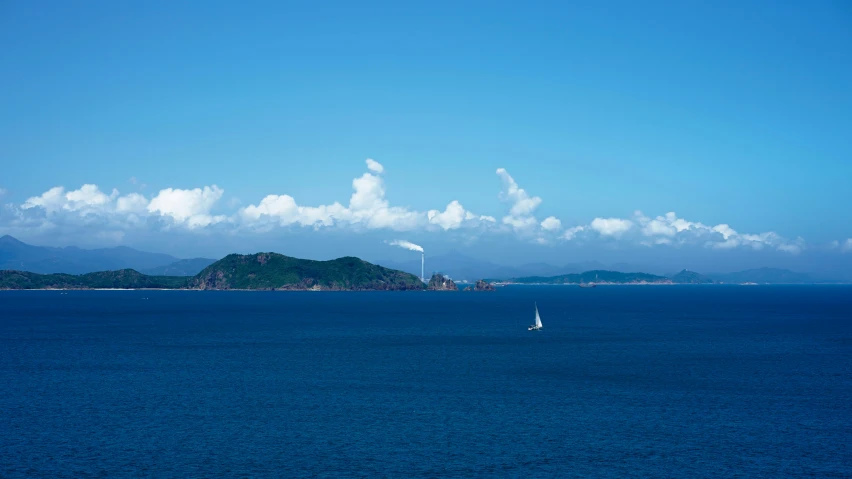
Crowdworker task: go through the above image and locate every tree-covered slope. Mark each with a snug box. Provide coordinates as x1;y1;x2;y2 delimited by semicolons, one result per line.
0;269;188;289
140;258;217;276
188;253;426;291
503;270;670;284
670;270;715;284
710;267;812;284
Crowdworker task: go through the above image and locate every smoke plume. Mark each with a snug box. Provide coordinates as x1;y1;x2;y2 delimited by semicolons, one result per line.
388;239;424;253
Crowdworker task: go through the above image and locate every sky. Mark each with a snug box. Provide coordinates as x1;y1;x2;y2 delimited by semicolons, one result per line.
1;1;851;274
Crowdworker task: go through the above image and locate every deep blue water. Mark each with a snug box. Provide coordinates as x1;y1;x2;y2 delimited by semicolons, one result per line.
1;286;851;478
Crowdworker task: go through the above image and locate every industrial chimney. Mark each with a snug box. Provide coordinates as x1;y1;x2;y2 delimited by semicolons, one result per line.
421;252;425;283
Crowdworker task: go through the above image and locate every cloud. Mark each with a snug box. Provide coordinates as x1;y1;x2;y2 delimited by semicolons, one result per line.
22;186;67;213
365;158;384;174
843;239;852;253
562;225;586;240
554;210;804;254
427;201;467;230
590;217;634;237
241;159;486;233
115;193;149;214
16;181;228;235
65;184;119;212
496;168;545;232
148;186;226;228
387;239;424;252
22;184;123;216
2;159;825;256
540;216;561;232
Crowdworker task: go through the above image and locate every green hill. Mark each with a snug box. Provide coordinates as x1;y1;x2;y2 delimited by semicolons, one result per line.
0;269;187;289
139;258;216;276
670;269;715;284
188;253;425;291
710;267;812;284
502;270;670;284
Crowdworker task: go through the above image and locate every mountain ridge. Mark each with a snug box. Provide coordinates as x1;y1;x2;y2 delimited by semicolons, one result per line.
0;235;202;274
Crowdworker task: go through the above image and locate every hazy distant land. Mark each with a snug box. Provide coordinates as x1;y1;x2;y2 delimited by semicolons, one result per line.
1;235;845;290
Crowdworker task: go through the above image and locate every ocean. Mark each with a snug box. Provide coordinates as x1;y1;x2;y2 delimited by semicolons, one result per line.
1;286;850;478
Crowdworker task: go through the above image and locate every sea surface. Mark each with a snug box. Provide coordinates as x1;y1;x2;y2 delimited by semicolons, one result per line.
1;286;851;478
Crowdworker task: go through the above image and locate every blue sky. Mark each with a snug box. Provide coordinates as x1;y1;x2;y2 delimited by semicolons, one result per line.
1;1;851;272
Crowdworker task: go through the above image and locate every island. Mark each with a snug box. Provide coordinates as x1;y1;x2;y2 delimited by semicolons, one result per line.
3;254;828;290
0;253;425;291
190;253;424;291
427;273;458;291
495;270;672;285
0;269;187;290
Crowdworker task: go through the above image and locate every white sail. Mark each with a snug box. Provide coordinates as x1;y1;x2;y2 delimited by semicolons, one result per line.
534;303;542;328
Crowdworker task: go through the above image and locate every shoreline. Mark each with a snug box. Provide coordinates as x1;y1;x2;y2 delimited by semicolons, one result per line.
3;283;850;291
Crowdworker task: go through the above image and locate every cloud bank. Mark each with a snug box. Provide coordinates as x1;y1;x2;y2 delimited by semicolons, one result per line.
2;159;828;255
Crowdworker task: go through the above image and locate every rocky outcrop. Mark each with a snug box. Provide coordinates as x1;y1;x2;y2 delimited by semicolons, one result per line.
427;273;458;291
474;280;495;291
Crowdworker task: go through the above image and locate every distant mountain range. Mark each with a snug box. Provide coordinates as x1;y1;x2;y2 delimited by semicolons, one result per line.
707;267;814;284
502;270;670;284
1;236;843;285
0;235;214;276
375;252;640;281
494;268;834;285
139;258;217;276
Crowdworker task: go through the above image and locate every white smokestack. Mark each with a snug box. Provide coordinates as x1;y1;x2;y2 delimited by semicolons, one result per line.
386;240;426;282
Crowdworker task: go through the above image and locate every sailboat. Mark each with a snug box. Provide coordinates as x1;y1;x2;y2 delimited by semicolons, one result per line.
528;302;543;331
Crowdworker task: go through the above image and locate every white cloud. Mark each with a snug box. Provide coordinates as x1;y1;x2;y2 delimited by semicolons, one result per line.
21;184;125;216
590;217;634;237
347;170;422;230
22;186;66;213
496;168;541;216
495;168;548;233
555;210;804;254
842;239;852;253
634;211;676;237
540;216;561;231
562;225;586;240
115;193;150;215
777;242;802;254
242;159;487;233
428;201;468;230
65;184;118;213
502;215;539;230
242;194;341;227
365;158;384;174
147;186;225;228
3;160;824;256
